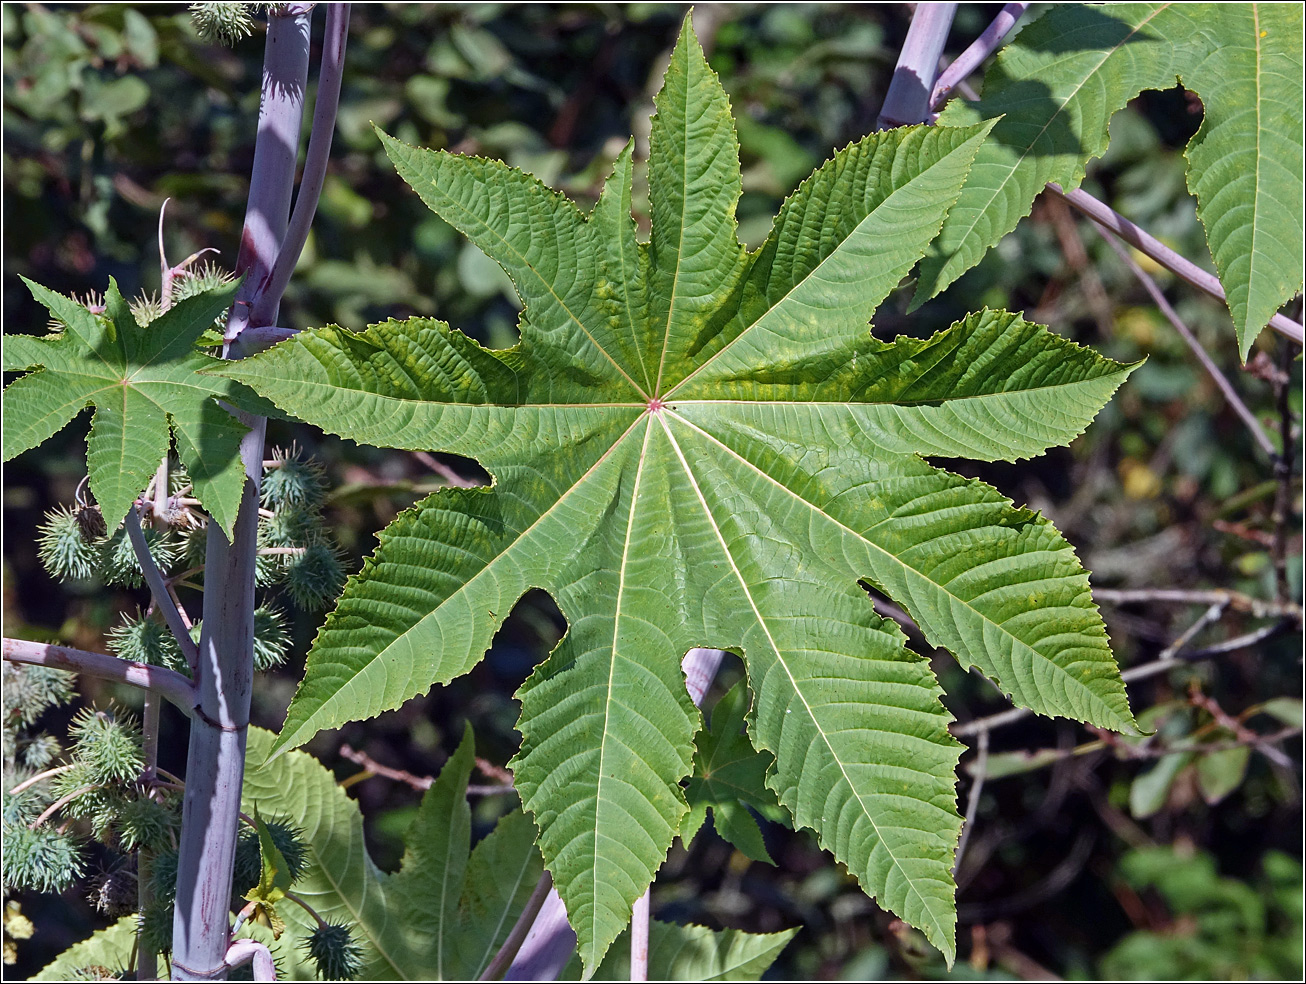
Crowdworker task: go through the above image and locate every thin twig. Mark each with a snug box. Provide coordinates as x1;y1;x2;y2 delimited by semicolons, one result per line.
953;729;989;877
1189;686;1296;770
3;638;196;717
126;506;201;669
930;3;1028;110
1052;184;1305;346
1178;619;1293;659
1101;234;1277;457
479;871;555;981
252;3;351;327
950;604;1285;738
1093;588;1301;621
8;764;76;797
413;450;479;488
1271;338;1296;603
338;744;432;790
29;784;101;830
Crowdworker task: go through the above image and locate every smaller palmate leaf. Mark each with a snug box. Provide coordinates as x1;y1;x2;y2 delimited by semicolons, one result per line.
914;2;1304;358
241;726;542;981
3;278;248;536
684;680;782;864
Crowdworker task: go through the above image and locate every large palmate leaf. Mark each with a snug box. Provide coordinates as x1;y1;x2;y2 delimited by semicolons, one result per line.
2;278;250;535
224;16;1136;968
914;3;1304;359
241;725;543;981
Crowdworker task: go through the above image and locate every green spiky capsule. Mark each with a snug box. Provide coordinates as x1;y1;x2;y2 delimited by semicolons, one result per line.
300;921;364;981
37;506;101;582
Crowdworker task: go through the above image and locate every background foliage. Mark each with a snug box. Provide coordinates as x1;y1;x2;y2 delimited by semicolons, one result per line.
3;3;1300;979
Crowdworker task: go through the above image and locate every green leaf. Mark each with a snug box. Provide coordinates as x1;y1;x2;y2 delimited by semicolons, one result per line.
241;725;543;980
1130;751;1193;818
2;278;249;536
32;915;136;981
914;3;1304;359
1185;4;1304;357
224;14;1135;969
560;919;798;981
686;681;782;864
243;808;292;938
1196;745;1251;804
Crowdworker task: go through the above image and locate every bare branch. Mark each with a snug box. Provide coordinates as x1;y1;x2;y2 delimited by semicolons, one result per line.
930;3;1029;110
126;506;201;670
953;728;989;878
1100;234;1277;457
413;450;479;488
1052;184;1304;346
3;637;196;716
1093;587;1301;622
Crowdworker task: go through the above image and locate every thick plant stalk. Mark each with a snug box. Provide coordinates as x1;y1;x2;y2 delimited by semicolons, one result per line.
876;3;957;130
503;649;726;981
170;8;312;979
255;2;351;325
2;638;196;714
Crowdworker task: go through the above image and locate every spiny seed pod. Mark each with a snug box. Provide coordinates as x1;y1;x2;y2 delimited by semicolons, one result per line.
3;663;75;730
260;506;322;548
299;921;364;981
37;507;101;582
149;849;179;906
69;708;144;785
0;825;86;894
100;525;181;588
130;292;163;327
116;796;178;853
189;2;257;46
231;818;309;899
137;899;174;955
108;614;189;675
252;606;290;671
284;542;346;611
21;734;62;771
262;445;326;510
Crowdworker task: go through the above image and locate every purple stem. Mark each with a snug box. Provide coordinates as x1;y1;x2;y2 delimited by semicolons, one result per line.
1101;233;1278;458
930;3;1028;110
125;505;201;669
2;637;196;715
503;649;726;981
876;3;957;130
1053;185;1305;346
252;3;351;328
222;7;313;346
171;7;313;979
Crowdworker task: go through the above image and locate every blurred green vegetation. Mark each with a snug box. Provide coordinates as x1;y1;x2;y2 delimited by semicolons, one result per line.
3;4;1300;980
